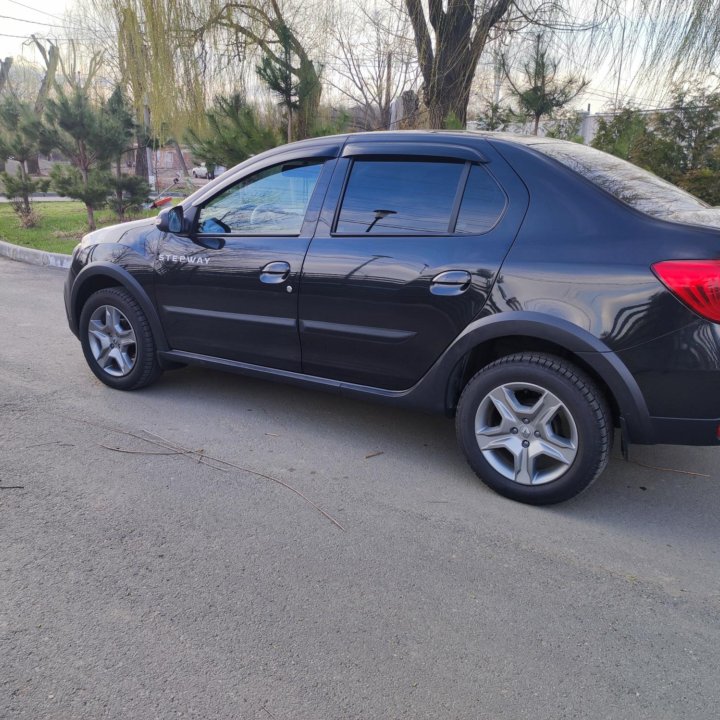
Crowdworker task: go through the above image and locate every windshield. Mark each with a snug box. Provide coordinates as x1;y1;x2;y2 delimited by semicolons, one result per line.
518;138;709;219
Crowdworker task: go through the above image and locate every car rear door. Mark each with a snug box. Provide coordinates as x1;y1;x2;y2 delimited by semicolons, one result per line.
298;139;529;390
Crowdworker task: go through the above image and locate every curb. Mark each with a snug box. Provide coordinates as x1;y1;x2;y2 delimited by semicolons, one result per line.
0;239;72;269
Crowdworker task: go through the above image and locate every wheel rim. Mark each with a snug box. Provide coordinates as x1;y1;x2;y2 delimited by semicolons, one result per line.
474;382;578;486
87;305;137;377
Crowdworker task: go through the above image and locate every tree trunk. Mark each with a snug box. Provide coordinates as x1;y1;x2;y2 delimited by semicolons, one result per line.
86;204;96;232
380;52;393;129
135;136;148;179
295;58;322;139
170;138;189;177
0;57;12;94
26;43;59;176
115;158;125;221
34;44;59;115
427;80;472;128
20;162;31;217
405;0;512;130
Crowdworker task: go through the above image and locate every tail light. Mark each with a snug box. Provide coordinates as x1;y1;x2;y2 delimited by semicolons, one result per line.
652;260;720;323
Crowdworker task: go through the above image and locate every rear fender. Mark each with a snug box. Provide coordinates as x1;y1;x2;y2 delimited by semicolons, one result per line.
408;312;654;444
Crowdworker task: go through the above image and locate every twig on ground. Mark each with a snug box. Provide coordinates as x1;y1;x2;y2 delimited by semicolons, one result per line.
614;454;711;478
53;414;344;530
365;451;384;459
99;444;183;456
0;485;24;490
142;430;346;531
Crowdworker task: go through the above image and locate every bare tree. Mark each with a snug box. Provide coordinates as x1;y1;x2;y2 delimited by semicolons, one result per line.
404;0;516;128
328;0;420;130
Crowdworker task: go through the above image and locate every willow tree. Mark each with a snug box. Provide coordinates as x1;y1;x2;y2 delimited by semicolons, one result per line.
73;0;211;176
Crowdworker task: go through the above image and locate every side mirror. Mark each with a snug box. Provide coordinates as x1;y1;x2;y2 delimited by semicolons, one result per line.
157;205;187;235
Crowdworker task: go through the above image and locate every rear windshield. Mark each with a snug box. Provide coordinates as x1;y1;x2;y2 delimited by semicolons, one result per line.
524;139;708;218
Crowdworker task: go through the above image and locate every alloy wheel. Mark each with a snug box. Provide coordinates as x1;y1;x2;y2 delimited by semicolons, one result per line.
475;381;578;486
87;305;137;377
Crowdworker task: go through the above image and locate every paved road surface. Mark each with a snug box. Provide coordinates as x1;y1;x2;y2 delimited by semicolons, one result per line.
1;257;718;719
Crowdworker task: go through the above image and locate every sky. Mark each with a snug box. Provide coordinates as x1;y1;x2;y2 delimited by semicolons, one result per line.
0;0;697;114
0;0;73;60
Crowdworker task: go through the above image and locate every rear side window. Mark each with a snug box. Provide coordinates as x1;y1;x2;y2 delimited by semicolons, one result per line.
455;165;506;234
335;159;464;235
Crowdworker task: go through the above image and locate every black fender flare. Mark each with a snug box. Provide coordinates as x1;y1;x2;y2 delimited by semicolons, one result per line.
409;311;654;443
69;261;169;352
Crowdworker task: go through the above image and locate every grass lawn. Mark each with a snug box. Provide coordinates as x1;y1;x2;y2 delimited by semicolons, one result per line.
0;201;157;255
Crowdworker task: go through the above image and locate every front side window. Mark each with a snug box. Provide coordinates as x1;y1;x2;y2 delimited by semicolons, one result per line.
198;160;324;235
335;159;464;235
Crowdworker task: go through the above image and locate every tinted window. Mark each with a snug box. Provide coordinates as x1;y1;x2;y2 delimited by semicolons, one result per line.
198;160;324;235
455;165;506;233
336;159;464;235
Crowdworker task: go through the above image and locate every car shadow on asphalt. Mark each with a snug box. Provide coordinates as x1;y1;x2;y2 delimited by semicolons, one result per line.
145;365;718;541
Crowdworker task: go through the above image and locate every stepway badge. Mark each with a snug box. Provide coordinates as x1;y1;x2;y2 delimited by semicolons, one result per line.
158;254;210;265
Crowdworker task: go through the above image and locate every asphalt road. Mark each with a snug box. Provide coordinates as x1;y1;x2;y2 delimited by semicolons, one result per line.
1;257;719;720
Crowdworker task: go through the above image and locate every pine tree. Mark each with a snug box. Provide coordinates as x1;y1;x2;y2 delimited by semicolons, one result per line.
504;35;588;136
105;86;149;220
0;98;50;227
185;94;279;169
256;25;300;143
42;89;120;230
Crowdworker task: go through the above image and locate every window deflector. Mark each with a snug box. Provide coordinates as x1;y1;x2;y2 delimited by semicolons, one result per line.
341;141;487;163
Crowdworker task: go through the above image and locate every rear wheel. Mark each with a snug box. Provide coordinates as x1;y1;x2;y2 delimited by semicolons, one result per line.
79;287;162;390
456;353;611;505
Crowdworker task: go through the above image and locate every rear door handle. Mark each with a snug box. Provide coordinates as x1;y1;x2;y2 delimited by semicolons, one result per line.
430;270;472;296
260;261;291;284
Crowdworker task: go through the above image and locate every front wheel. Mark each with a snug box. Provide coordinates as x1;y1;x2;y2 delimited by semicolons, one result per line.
455;353;611;505
79;287;162;390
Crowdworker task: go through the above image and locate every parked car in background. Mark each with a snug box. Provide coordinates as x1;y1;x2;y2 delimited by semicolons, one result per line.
191;164;208;178
64;131;720;505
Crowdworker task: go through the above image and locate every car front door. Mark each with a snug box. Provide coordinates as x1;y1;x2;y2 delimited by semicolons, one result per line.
298;139;529;390
153;153;334;371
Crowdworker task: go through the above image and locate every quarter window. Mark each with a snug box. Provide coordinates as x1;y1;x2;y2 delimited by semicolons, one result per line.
455;165;506;234
335;159;464;235
198;160;324;235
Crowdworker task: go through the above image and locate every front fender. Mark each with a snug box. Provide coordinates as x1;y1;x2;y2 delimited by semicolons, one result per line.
68;261;169;352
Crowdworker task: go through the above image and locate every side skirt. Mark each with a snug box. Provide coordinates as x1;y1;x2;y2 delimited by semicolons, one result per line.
157;350;439;411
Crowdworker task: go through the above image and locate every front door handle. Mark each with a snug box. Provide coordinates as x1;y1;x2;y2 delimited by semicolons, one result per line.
430;270;472;296
260;261;291;284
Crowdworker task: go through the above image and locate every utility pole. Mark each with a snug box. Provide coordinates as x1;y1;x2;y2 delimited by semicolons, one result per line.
144;98;155;192
614;18;626;110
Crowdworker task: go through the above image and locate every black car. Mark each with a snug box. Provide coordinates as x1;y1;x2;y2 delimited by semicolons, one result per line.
64;131;720;504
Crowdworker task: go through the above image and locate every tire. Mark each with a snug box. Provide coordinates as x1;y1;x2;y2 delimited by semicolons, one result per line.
79;287;162;391
455;353;612;505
